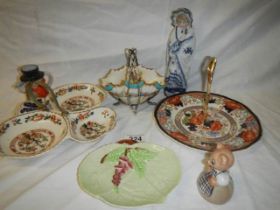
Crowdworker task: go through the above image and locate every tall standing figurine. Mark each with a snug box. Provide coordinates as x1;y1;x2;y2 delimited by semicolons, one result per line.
197;143;235;204
164;8;195;96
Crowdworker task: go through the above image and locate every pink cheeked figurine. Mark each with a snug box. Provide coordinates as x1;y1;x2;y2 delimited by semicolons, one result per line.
197;143;235;204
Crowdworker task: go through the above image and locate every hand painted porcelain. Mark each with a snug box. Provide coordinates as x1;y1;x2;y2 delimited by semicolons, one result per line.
52;83;106;113
99;49;164;106
15;83;106;115
14;65;59;112
0;111;68;158
164;8;195;95
68;107;116;142
77;141;181;207
154;91;262;151
15;65;52;94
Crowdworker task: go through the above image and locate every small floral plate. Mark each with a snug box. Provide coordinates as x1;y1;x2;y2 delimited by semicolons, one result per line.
52;83;106;113
68;107;116;142
154;91;262;151
77;140;181;207
0;111;68;158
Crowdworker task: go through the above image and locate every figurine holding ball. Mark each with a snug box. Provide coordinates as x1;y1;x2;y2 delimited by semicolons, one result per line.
197;143;235;204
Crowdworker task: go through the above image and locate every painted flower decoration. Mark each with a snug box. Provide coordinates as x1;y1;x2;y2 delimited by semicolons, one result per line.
189;111;204;125
210;120;223;131
167;95;183;106
240;130;257;142
170;131;189;142
224;100;243;112
32;114;44;121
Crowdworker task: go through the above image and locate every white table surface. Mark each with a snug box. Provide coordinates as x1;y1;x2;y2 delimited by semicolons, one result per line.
0;0;280;210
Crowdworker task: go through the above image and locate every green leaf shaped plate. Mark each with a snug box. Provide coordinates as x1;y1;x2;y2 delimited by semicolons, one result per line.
77;141;181;207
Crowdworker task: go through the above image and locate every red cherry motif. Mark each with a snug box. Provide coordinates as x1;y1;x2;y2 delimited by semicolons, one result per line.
32;85;49;98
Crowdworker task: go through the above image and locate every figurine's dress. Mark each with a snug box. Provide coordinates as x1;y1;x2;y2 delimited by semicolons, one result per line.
165;26;195;94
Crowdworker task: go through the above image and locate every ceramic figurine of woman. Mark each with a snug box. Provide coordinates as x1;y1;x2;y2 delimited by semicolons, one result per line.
197;143;234;204
164;8;195;96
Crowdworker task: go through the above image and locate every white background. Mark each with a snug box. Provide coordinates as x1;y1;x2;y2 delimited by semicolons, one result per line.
0;0;280;210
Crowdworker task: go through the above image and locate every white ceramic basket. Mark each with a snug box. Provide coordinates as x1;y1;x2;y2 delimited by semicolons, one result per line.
100;49;164;106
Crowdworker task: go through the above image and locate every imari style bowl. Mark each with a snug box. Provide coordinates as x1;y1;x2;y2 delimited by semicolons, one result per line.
52;83;106;113
0;111;68;158
68;107;116;142
155;92;262;151
77;140;181;207
99;49;164;106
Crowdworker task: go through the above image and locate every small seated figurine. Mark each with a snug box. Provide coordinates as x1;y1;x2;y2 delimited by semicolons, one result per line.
197;143;234;204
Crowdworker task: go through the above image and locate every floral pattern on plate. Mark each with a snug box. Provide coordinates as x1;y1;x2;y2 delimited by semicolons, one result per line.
154;91;262;151
80;121;106;139
0;111;68;158
10;128;55;155
53;83;106;113
61;95;95;112
68;107;116;142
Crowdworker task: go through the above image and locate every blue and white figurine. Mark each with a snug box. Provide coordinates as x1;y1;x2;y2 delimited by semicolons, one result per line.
164;8;195;96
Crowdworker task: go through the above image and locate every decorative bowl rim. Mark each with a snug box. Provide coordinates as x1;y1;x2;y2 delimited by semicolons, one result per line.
53;82;107;95
67;106;117;143
99;65;165;88
0;110;68;159
52;82;108;114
